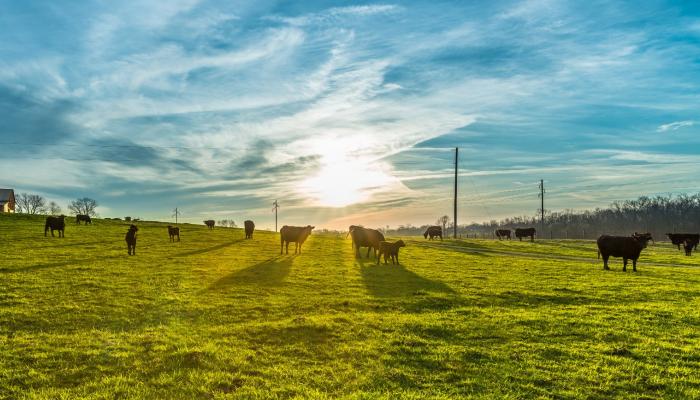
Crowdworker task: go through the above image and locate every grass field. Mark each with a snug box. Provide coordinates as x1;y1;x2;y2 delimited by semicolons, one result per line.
1;214;700;399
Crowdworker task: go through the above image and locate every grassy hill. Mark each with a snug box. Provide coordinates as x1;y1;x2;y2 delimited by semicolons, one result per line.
1;214;699;399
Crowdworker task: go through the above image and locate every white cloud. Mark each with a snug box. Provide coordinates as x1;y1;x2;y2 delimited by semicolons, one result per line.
657;120;695;132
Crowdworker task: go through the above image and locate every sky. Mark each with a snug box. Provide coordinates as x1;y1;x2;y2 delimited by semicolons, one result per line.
1;0;699;230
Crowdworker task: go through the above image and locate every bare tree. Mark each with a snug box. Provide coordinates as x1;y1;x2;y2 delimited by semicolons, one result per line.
49;201;62;215
16;193;48;214
439;215;450;234
68;197;99;217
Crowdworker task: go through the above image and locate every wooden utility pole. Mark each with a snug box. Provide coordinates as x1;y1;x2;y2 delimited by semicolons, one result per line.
538;179;545;233
272;200;279;232
453;147;458;239
172;207;181;225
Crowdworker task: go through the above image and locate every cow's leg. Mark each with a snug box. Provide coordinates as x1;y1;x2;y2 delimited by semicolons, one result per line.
632;259;637;272
366;247;371;258
603;255;610;270
133;243;136;255
622;258;627;272
395;253;399;265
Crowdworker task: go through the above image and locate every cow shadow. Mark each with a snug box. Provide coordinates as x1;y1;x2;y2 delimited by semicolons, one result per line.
359;260;455;298
173;239;244;257
0;254;124;274
208;257;293;290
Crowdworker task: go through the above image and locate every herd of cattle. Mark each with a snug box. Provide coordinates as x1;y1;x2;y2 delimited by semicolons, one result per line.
41;215;699;269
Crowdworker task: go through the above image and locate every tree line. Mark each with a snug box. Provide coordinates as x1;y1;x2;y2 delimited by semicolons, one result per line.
14;193;99;217
385;193;700;240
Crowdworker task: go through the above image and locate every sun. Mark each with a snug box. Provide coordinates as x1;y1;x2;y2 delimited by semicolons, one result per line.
300;155;394;208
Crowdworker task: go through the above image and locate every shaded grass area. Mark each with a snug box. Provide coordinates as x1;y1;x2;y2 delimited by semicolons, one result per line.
1;214;700;399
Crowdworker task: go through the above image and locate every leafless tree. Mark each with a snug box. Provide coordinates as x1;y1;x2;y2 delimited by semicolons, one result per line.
68;197;99;217
16;193;48;214
439;215;450;234
49;201;62;215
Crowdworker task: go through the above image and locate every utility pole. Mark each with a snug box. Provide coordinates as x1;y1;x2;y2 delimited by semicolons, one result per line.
453;147;458;239
272;200;279;232
172;207;181;225
538;179;545;234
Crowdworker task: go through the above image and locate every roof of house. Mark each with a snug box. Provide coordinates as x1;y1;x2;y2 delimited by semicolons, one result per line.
0;189;15;202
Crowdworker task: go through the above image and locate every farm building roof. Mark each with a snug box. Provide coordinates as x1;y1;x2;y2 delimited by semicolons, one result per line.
0;188;14;202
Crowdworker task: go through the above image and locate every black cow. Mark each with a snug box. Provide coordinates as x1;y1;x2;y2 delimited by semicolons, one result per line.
76;214;92;225
44;215;66;237
496;229;511;240
204;220;215;229
423;226;442;240
280;225;314;254
244;220;255;239
168;226;180;242
666;233;699;251
515;228;536;242
683;239;696;256
597;234;653;272
347;226;385;258
125;225;138;255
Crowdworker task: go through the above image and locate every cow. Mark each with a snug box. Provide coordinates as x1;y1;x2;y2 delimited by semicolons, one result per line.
347;226;385;258
204;220;215;229
377;240;406;265
423;226;442;240
125;225;138;255
683;239;696;256
167;226;180;242
496;229;511;240
76;214;92;225
597;234;653;272
515;227;536;242
666;233;699;251
280;225;314;254
244;220;255;239
44;215;66;237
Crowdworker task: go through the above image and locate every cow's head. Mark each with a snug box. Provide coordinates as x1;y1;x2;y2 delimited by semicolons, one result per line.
396;240;406;248
633;232;653;248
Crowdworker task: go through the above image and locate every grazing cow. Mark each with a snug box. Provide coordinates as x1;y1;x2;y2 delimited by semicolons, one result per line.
44;215;66;237
167;225;180;242
666;233;699;251
204;220;215;229
515;227;536;242
496;229;511;240
423;226;443;240
76;214;92;225
244;220;255;239
597;234;653;272
125;225;138;255
347;226;385;258
280;225;314;254
377;240;406;265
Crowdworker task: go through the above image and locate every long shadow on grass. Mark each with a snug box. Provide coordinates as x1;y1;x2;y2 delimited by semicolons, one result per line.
359;258;455;298
173;239;244;257
208;257;293;289
0;254;124;273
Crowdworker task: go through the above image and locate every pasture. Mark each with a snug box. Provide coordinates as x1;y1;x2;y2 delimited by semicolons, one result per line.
1;214;699;399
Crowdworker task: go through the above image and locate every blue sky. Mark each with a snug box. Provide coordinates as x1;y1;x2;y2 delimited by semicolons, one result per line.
1;1;699;229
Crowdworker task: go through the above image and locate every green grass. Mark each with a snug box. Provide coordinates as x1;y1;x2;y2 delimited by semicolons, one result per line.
1;214;699;399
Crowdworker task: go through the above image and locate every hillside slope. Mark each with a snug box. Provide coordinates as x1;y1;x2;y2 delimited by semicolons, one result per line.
1;214;699;399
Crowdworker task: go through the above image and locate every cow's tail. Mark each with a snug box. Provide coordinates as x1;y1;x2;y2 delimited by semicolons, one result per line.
597;250;600;259
345;227;353;239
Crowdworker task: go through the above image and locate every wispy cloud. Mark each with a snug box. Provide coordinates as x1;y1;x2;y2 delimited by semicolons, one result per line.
657;120;695;132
